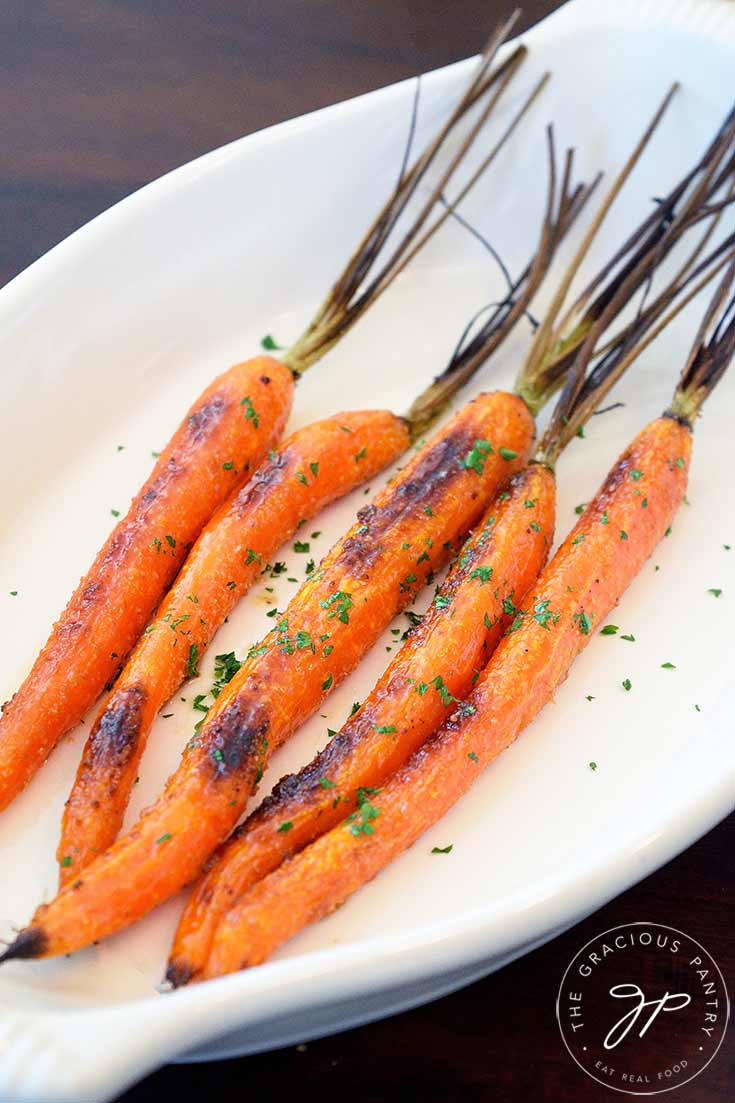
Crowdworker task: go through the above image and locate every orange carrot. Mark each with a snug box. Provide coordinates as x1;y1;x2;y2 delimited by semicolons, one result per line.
201;416;692;974
168;462;555;982
0;357;292;812
3;392;533;959
57;410;409;883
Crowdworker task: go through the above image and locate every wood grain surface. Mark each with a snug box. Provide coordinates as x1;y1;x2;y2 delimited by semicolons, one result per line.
1;2;731;1100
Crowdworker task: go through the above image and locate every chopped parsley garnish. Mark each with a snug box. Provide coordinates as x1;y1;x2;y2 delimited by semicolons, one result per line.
471;566;493;584
600;624;619;636
622;678;632;692
498;447;518;461
241;395;260;427
320;590;354;624
575;610;592;635
707;588;722;597
222;461;234;471
277;821;293;833
261;334;282;350
433;593;452;610
530;520;541;533
294;540;310;554
468;751;479;763
661;661;676;670
322;673;333;692
185;644;199;680
355;447;367;463
630;469;643;481
60;855;73;868
156;833;172;845
620;530;628;541
431;845;453;854
621;633;635;642
461;439;493;474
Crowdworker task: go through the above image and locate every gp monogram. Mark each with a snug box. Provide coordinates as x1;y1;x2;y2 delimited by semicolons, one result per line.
556;923;729;1095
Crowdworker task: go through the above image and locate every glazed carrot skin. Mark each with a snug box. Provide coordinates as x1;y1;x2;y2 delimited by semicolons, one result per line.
0;356;293;813
13;391;533;959
202;416;691;974
57;410;410;885
169;463;555;982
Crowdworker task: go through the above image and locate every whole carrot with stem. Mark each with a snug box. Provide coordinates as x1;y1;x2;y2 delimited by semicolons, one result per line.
195;255;735;978
52;26;556;879
167;102;735;982
2;127;598;960
0;14;529;813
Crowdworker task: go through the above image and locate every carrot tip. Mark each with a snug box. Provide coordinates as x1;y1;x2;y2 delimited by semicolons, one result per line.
165;958;194;988
0;926;47;964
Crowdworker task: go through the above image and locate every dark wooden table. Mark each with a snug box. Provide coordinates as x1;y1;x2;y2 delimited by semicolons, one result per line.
2;3;731;1100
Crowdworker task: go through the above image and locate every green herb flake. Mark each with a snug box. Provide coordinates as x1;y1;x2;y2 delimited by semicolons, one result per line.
185;644;199;680
241;396;260;427
622;678;632;692
322;673;333;692
498;446;518;461
600;624;619;636
661;661;676;670
277;821;293;834
707;588;722;598
461;439;493;475
156;833;172;845
320;590;354;624
431;845;453;855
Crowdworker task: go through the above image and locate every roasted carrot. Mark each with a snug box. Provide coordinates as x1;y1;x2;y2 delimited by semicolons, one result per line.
57;411;410;883
0;358;292;812
197;253;735;977
168;462;554;981
201;417;695;973
1;392;534;959
168;92;735;983
0;18;532;812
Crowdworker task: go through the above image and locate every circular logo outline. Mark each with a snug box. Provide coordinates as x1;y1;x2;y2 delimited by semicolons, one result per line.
556;921;730;1095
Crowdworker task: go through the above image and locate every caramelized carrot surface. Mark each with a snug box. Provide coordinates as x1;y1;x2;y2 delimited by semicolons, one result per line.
10;391;533;959
0;357;293;812
58;410;409;883
169;463;555;982
201;416;691;974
